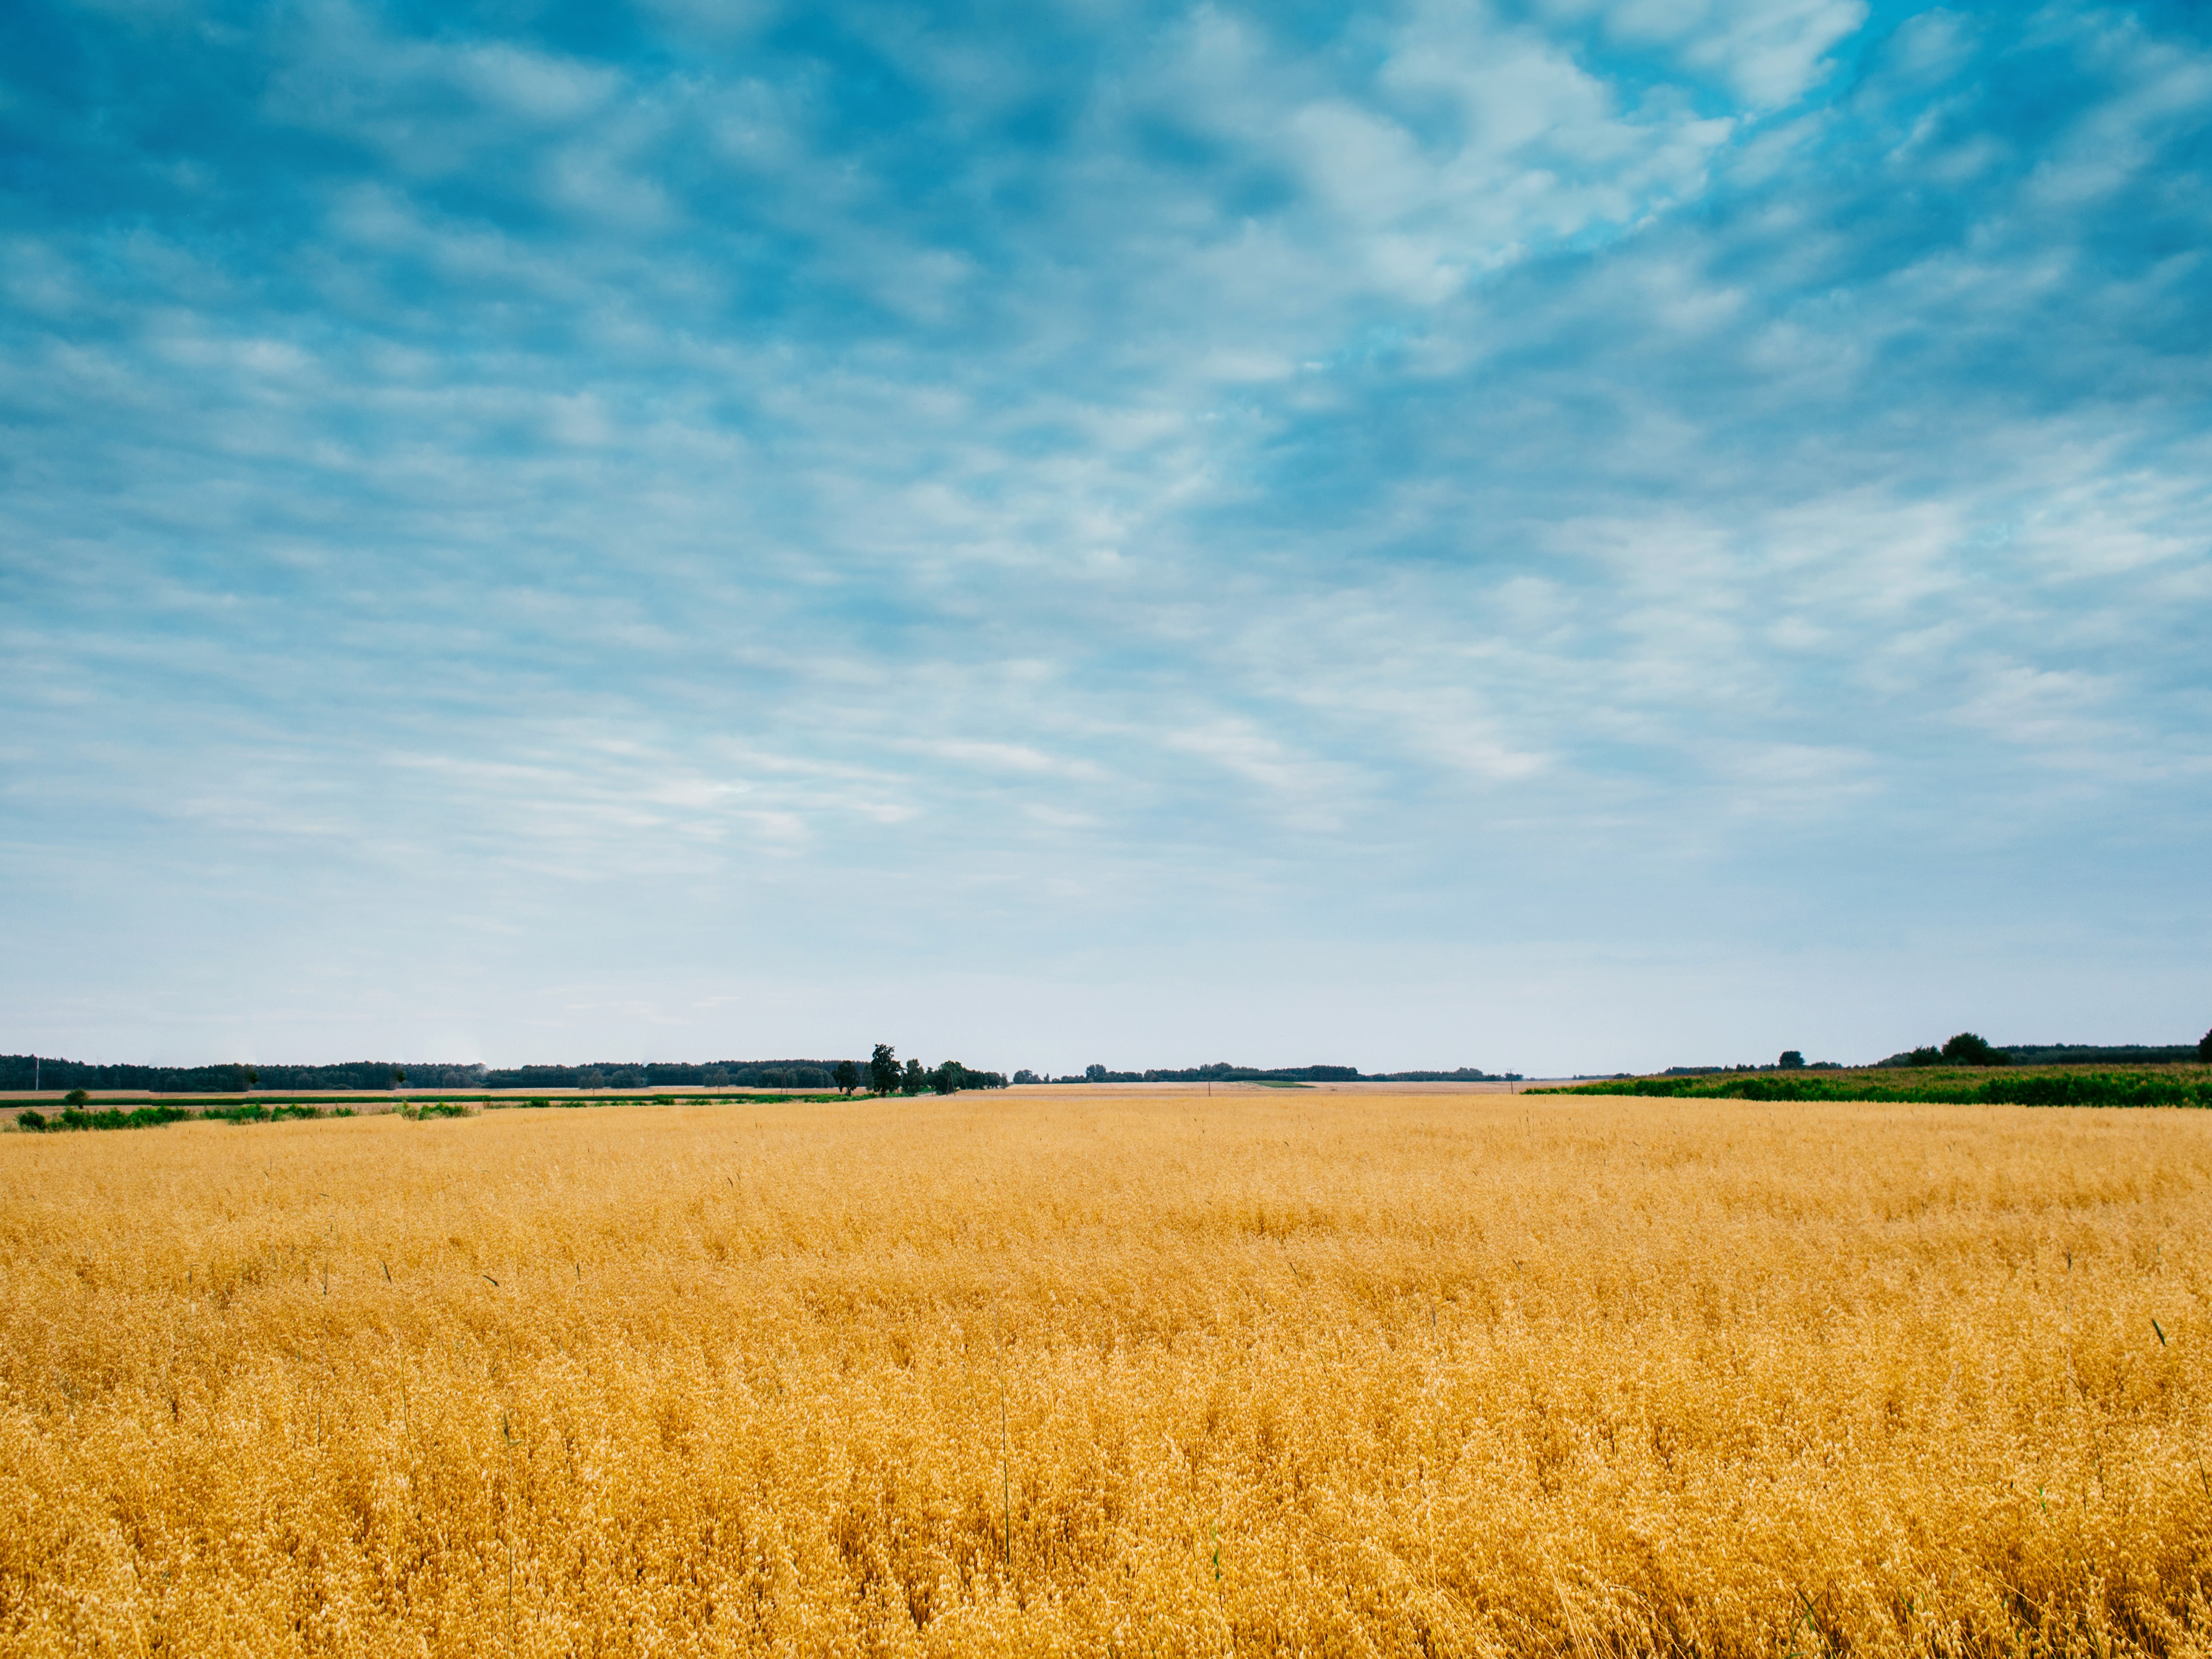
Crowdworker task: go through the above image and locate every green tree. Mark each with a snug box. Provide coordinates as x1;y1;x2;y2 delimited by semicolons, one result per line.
930;1061;963;1095
1941;1032;2008;1066
868;1045;899;1096
1778;1051;1805;1070
901;1058;927;1095
833;1059;859;1096
2200;1027;2212;1064
64;1088;89;1106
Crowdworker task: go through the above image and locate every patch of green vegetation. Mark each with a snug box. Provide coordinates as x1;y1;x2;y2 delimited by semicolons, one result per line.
18;1104;197;1132
203;1102;321;1122
13;1099;356;1132
1534;1069;2212;1108
11;1088;859;1129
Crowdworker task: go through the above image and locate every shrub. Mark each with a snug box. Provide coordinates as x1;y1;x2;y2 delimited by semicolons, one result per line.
60;1109;110;1130
1941;1032;2009;1066
15;1103;193;1132
64;1088;89;1106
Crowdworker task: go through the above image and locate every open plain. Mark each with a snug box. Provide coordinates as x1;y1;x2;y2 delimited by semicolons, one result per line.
3;1090;2210;1656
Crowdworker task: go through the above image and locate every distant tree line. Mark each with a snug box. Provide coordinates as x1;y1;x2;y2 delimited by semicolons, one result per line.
1013;1062;1520;1084
1666;1053;1844;1075
1;1055;880;1094
0;1057;264;1093
861;1045;1008;1095
1875;1037;2211;1069
17;1034;2195;1101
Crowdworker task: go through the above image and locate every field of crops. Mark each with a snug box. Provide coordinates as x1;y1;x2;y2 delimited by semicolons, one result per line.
4;1091;2211;1655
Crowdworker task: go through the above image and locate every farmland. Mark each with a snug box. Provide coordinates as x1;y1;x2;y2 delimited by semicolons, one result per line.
3;1091;2211;1655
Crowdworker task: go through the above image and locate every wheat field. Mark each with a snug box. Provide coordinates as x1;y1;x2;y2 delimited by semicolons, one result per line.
3;1091;2210;1656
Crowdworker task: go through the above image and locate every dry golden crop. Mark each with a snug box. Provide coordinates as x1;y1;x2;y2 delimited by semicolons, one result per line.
3;1091;2211;1656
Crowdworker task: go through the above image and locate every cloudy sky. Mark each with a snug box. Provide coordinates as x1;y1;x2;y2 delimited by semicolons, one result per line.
4;0;2208;1076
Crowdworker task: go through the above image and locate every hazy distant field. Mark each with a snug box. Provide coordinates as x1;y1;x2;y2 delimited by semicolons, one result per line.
4;1093;2210;1656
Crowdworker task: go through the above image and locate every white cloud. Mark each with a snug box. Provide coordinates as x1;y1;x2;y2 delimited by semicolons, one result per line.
6;0;2212;1068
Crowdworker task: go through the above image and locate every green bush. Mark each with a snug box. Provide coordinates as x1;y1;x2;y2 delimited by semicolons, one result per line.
1941;1031;2009;1066
11;1101;299;1132
45;1105;197;1131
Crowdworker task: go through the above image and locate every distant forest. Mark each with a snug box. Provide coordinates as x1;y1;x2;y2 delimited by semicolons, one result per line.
1021;1063;1521;1083
1873;1044;2204;1068
4;1055;1520;1093
0;1056;853;1093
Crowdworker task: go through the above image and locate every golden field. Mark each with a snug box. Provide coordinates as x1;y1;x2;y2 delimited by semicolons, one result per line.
3;1091;2211;1656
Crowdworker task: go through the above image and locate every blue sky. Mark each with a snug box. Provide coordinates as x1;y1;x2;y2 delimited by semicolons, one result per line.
3;0;2208;1075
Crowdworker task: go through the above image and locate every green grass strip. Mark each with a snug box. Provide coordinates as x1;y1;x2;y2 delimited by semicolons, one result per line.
1531;1070;2212;1107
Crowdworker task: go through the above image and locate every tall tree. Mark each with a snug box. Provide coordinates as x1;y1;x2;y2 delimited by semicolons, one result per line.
833;1060;859;1096
1940;1032;2008;1066
868;1045;899;1096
